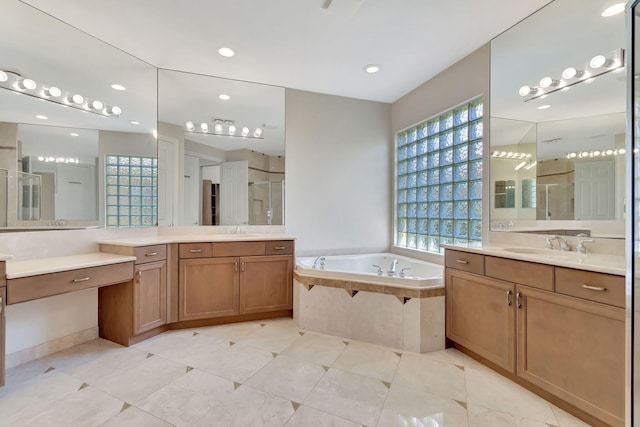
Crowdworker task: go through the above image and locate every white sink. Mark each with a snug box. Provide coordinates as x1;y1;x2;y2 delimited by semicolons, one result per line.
501;247;584;262
502;247;550;254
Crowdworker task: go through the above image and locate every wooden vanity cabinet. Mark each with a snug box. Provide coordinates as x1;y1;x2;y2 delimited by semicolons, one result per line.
0;264;5;387
98;244;167;346
445;249;624;427
240;255;293;314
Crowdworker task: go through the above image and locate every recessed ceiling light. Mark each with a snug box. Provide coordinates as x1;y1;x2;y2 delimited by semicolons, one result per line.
537;104;551;110
601;3;625;17
364;64;381;74
130;120;140;125
111;84;126;91
35;114;48;120
218;47;235;58
69;132;79;136
218;94;231;100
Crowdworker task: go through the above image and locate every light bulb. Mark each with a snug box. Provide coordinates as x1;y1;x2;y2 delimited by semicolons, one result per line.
37;156;44;161
519;85;533;97
606;149;614;155
590;55;609;69
17;78;36;91
561;67;582;80
254;128;263;137
241;127;249;136
619;148;626;155
228;125;236;135
200;123;209;132
185;121;194;131
106;106;121;115
90;100;104;110
0;71;7;82
70;94;84;104
44;86;61;97
214;124;223;134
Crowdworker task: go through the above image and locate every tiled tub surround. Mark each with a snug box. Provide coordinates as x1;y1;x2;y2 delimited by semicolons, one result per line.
294;254;445;352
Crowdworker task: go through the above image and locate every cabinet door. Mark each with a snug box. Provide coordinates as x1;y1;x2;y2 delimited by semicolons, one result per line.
0;286;5;387
517;286;624;426
446;268;516;372
239;255;293;314
179;257;239;321
133;261;167;335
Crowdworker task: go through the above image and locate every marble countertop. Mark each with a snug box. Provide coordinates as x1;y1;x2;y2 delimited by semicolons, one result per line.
6;253;136;279
442;243;625;276
98;233;297;247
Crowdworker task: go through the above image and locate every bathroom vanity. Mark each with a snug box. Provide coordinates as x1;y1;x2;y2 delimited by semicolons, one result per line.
443;246;624;427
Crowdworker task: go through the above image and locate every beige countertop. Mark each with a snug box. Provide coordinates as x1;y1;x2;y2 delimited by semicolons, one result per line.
442;243;625;276
0;253;13;262
6;253;136;279
98;233;297;247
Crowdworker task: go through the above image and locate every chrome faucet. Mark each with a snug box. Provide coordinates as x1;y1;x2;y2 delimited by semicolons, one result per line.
312;256;326;270
387;259;399;276
550;235;571;251
576;239;594;254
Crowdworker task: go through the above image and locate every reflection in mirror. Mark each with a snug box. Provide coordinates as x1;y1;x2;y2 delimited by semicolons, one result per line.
158;69;285;226
490;0;625;238
495;180;515;208
0;1;157;231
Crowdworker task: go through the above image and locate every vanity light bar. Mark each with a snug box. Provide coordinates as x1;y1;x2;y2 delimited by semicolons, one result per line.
491;150;532;159
0;70;121;118
36;156;80;164
184;121;264;139
519;48;625;102
565;147;636;159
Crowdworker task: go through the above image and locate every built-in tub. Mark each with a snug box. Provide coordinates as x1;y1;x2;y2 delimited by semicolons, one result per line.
293;253;445;353
296;253;443;288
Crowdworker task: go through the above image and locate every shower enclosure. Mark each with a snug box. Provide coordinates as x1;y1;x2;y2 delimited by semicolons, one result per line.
248;181;285;225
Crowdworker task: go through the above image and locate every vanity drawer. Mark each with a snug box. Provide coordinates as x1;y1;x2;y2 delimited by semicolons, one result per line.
212;241;265;257
179;243;213;258
555;267;624;308
485;256;554;291
265;240;294;255
445;249;484;275
133;245;167;264
7;261;134;304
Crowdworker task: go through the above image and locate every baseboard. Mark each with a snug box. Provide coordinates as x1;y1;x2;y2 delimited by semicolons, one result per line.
5;326;99;369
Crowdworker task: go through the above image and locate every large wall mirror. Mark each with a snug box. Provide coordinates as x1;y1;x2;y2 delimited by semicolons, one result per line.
490;0;626;238
157;69;285;227
0;1;157;231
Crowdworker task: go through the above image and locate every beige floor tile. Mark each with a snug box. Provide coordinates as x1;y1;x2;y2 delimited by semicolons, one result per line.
420;347;465;366
39;339;124;372
0;370;83;427
464;366;558;425
194;385;295;427
377;383;468;427
285;405;362;427
467;404;553;427
89;354;187;404
238;322;303;353
133;329;200;361
17;386;123;427
245;355;326;403
196;321;263;345
393;352;466;402
332;341;401;382
3;357;53;387
304;368;389;426
137;369;235;426
99;407;174;427
280;331;347;366
66;347;150;384
550;405;592;427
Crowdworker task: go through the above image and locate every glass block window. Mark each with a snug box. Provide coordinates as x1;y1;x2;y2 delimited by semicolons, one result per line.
396;97;483;253
105;155;158;228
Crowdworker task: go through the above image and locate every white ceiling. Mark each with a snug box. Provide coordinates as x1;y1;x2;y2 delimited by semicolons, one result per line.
20;0;553;104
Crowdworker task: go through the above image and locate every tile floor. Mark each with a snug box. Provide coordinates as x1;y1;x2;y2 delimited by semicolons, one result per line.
2;317;591;427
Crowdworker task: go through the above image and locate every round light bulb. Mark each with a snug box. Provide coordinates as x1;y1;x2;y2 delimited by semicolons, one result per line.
185;121;194;131
106;106;121;115
254;128;263;137
45;86;62;98
539;77;558;88
200;123;209;132
37;156;44;161
241;127;249;136
17;78;36;91
228;125;236;135
606;149;614;155
562;67;578;79
90;100;104;110
590;55;608;69
214;124;223;134
593;150;601;156
0;71;7;82
619;148;626;155
518;85;532;97
72;94;84;104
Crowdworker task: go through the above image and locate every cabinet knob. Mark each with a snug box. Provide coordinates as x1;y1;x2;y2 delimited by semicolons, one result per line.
72;277;91;283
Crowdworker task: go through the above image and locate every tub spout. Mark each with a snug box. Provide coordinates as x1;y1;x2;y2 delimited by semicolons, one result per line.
312;256;326;270
387;259;399;276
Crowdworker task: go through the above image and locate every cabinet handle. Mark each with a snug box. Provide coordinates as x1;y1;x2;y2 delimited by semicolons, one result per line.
581;284;607;292
273;246;286;250
73;277;91;283
241;261;245;272
455;259;469;264
136;270;142;282
0;296;3;313
235;261;239;273
189;249;203;253
145;252;158;257
507;290;512;306
516;292;522;309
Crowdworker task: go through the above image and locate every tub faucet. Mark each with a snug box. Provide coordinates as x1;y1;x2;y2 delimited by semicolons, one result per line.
388;259;399;276
312;256;326;270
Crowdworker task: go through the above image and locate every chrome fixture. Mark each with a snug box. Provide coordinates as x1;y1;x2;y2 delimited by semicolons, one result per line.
387;259;399;276
312;256;326;270
519;48;625;102
576;239;595;254
184;118;264;139
400;267;411;278
0;70;121;118
372;264;383;276
539;236;554;250
550;235;571;251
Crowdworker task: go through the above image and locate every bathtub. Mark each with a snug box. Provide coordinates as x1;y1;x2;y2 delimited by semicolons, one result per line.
294;253;446;352
296;253;444;288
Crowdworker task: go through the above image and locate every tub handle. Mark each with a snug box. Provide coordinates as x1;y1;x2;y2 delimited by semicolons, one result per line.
455;259;469;264
372;265;383;276
400;267;411;278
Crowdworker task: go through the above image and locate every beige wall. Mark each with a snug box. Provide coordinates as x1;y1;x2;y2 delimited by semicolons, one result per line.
390;44;491;248
285;89;391;255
